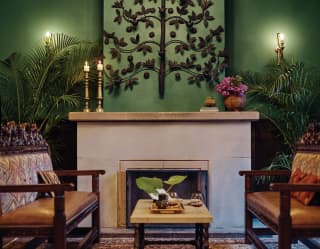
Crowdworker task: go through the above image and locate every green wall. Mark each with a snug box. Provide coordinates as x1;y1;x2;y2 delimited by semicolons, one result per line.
226;0;320;72
0;0;102;59
1;0;320;111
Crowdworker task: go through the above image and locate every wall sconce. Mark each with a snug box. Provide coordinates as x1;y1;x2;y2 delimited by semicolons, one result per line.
275;32;285;65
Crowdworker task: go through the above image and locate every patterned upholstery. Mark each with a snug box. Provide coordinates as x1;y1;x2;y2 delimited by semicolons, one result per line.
289;122;320;205
0;152;53;215
289;153;320;205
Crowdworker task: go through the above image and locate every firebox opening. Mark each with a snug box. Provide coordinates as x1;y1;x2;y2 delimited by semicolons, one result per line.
126;168;208;228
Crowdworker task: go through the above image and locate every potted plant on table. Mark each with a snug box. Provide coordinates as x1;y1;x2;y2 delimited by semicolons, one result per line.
215;75;248;111
136;175;187;200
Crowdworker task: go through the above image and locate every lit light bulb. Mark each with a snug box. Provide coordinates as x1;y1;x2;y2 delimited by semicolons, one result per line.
97;60;103;71
45;31;51;39
84;61;90;72
45;31;52;45
279;33;285;42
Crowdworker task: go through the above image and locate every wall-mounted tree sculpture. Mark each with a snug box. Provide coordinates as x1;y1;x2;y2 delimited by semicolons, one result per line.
104;0;228;98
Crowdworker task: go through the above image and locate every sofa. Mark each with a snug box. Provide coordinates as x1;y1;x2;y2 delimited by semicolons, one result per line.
0;122;105;249
239;122;320;249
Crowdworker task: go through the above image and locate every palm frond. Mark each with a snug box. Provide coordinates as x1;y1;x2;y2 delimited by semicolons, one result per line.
0;33;100;167
243;60;320;156
256;153;293;183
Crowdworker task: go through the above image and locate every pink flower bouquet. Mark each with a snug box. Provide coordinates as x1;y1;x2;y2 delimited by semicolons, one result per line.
215;75;248;97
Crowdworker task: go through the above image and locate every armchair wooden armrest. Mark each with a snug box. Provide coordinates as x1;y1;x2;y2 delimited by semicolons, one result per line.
54;170;106;192
239;170;291;177
270;183;320;192
0;183;74;193
54;170;106;177
239;170;291;192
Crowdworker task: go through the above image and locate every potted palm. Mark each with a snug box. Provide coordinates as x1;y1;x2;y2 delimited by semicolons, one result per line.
242;59;320;171
0;33;100;165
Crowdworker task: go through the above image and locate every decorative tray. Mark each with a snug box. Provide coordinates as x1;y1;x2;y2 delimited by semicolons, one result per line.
150;202;184;214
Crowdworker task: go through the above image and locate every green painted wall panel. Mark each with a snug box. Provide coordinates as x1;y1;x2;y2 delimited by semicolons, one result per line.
103;0;225;112
1;0;320;111
226;0;320;72
0;0;102;59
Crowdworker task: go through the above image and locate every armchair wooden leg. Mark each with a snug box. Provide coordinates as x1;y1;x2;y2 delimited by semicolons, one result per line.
278;219;291;249
93;207;100;243
278;231;291;249
54;193;67;249
278;191;292;249
245;208;252;244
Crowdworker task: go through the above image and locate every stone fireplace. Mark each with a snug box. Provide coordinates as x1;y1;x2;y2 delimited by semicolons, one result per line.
69;112;259;233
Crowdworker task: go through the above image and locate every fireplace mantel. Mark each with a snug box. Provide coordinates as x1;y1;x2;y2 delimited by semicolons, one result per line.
70;111;259;233
69;111;259;122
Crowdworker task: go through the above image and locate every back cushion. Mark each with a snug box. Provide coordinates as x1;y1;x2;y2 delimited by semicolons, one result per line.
289;152;320;205
0;152;53;215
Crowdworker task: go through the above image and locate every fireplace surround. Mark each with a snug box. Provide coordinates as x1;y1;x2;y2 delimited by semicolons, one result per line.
69;111;259;233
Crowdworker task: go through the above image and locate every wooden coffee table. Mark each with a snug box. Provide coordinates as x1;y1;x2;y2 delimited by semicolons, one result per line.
130;199;213;249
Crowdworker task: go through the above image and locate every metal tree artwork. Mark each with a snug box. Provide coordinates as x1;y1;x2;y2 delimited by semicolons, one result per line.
104;0;228;98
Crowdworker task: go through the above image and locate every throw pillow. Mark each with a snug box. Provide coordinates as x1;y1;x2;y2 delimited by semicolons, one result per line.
289;152;320;205
289;168;318;205
38;170;61;197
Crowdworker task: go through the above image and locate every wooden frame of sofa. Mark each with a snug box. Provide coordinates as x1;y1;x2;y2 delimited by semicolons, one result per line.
0;169;105;249
239;145;320;249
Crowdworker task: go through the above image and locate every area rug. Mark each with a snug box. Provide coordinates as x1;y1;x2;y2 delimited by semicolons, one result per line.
4;237;311;249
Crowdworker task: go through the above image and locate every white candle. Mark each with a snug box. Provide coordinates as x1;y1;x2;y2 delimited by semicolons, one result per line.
84;61;90;72
97;60;103;71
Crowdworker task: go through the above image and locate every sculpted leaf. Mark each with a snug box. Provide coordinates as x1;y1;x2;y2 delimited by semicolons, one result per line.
112;0;123;8
118;38;128;47
145;20;154;28
130;34;140;44
198;37;206;49
110;48;121;61
134;0;143;4
135;62;142;69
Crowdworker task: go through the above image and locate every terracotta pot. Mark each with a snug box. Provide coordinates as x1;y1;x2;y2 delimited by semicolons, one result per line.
224;95;246;111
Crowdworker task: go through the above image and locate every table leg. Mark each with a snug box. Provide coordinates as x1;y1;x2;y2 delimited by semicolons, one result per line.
139;224;145;249
134;224;145;249
195;224;201;249
199;224;204;249
202;223;209;249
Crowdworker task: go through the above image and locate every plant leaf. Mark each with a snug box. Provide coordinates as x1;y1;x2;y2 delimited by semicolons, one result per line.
164;175;187;185
136;177;163;194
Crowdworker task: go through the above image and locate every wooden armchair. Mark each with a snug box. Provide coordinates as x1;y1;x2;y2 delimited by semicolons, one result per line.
0;126;105;249
239;124;320;249
0;168;105;249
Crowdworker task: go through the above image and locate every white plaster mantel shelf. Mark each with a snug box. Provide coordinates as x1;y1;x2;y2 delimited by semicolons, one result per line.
68;111;259;122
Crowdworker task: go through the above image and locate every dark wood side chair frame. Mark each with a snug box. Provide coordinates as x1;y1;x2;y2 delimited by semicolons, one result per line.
239;147;320;249
0;169;105;249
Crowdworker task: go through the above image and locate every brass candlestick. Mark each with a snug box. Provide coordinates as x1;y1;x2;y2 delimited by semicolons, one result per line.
83;71;90;112
83;61;90;112
96;61;104;112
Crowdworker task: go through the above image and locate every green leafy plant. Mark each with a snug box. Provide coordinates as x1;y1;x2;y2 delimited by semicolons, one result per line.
0;33;99;165
242;59;320;170
136;175;187;195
